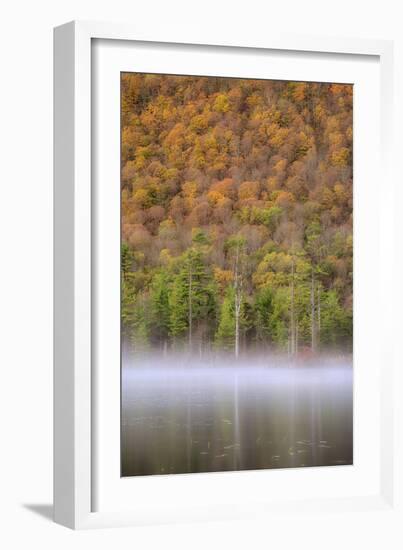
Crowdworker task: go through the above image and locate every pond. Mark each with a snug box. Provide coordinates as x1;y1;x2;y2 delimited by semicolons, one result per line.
121;357;353;477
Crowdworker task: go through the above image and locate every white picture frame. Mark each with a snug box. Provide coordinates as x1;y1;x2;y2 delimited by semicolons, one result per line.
54;20;399;530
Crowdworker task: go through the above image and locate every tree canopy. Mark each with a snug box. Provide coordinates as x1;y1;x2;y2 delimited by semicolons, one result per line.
121;74;353;357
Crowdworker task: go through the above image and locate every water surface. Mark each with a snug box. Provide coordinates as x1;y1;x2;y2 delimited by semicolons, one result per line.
121;357;353;476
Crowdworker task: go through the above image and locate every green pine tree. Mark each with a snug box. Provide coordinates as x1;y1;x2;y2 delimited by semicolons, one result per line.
169;243;215;349
215;287;236;351
131;291;150;353
150;269;171;347
254;287;275;345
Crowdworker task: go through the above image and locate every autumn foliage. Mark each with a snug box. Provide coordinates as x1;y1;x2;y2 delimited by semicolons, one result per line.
121;74;353;356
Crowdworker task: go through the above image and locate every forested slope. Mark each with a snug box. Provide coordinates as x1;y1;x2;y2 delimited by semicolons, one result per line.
121;74;353;356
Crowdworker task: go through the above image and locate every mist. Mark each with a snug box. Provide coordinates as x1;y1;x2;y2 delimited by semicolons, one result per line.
122;353;353;477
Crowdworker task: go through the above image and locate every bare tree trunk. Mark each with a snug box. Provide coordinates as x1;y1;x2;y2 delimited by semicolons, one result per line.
295;320;299;355
317;284;321;349
290;255;295;355
188;267;192;351
311;270;316;352
234;243;242;360
291;254;296;355
235;303;240;359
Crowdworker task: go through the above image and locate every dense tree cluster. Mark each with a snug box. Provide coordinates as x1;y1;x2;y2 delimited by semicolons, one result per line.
121;74;353;357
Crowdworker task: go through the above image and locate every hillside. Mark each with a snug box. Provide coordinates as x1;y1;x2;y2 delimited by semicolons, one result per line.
121;73;353;356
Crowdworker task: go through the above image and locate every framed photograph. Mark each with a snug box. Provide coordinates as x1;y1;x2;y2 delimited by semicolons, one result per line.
54;21;398;530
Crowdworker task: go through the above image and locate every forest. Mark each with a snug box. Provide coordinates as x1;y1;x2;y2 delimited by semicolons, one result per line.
121;73;353;358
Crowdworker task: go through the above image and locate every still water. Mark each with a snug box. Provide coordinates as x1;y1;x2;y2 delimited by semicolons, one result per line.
121;357;353;477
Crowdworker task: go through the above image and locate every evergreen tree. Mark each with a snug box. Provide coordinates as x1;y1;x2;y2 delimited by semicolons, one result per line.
215;287;236;351
121;243;137;345
150;269;171;348
320;289;352;350
130;291;150;353
254;287;275;345
169;242;215;349
169;270;189;342
270;288;290;350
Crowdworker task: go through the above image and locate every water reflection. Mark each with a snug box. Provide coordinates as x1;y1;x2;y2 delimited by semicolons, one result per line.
121;357;353;477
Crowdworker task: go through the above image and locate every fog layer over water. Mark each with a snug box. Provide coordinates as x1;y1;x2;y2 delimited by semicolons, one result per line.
121;355;353;477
